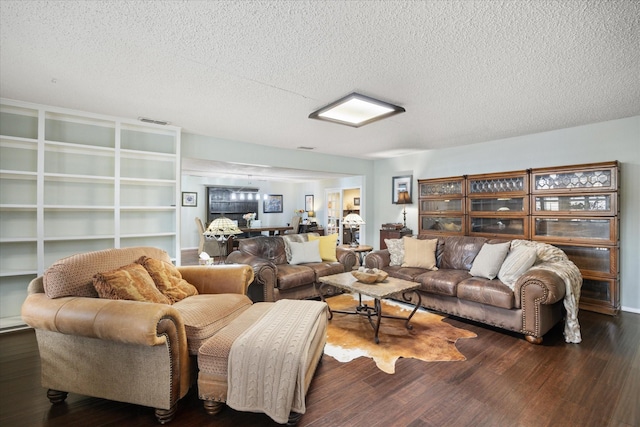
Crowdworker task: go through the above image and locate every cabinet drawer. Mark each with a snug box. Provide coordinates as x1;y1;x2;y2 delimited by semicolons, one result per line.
555;244;617;276
468;216;528;239
420;216;465;235
420;198;463;213
532;217;617;244
533;193;616;216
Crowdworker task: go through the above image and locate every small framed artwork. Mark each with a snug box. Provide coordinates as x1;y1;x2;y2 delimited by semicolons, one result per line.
392;175;413;204
264;194;283;213
182;192;197;207
305;194;314;212
354;197;360;206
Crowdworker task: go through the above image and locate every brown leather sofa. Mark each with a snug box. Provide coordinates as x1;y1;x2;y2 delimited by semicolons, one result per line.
226;233;357;302
365;234;582;344
21;246;255;424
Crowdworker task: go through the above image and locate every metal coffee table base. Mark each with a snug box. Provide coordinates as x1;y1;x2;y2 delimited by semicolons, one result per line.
319;284;422;344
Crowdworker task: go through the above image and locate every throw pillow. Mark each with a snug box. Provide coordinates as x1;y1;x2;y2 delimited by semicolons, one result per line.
498;245;538;288
469;242;511;280
385;238;404;266
401;237;438;270
288;240;323;265
308;233;339;262
93;263;170;304
136;256;199;303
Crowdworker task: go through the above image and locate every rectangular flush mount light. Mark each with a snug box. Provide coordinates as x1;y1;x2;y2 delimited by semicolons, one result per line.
308;92;405;128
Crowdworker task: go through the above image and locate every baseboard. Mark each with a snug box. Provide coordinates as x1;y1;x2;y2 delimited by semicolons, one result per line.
621;306;640;314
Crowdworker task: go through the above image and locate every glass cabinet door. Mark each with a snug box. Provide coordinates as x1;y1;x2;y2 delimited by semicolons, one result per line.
532;217;616;244
555;244;616;276
468;197;527;213
533;194;616;215
420;198;463;213
420;216;464;234
469;217;527;238
532;164;617;193
419;177;464;198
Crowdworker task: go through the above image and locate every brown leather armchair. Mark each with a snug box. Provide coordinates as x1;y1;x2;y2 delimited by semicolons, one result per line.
226;233;357;302
21;246;254;424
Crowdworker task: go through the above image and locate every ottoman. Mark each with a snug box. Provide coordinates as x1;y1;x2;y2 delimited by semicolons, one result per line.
197;300;327;425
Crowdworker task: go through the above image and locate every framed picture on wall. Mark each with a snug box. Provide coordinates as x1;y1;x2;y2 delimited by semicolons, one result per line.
264;194;283;213
392;175;413;204
182;192;197;207
305;195;314;212
354;197;360;206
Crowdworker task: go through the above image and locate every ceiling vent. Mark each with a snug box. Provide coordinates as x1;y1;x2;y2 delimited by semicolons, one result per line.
138;117;170;125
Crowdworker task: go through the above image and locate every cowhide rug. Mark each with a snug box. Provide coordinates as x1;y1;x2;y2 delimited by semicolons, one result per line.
323;293;477;374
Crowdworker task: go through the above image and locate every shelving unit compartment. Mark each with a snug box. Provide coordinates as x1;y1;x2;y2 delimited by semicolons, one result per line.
0;209;37;239
45;145;115;177
121;156;176;180
120;210;176;235
44;179;114;206
121;125;176;154
0;274;35;327
421;216;464;234
0;241;37;273
533;193;616;215
532;217;616;243
120;182;175;207
469;216;527;238
45;113;115;148
555;244;616;276
0;139;38;172
121;235;176;259
44;209;115;238
43;239;115;268
0;174;37;205
0;105;38;139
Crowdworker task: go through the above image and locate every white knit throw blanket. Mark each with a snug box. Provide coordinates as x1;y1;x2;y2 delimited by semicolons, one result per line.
226;299;327;424
511;240;583;343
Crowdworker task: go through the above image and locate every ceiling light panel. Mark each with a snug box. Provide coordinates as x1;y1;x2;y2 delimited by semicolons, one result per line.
309;93;405;128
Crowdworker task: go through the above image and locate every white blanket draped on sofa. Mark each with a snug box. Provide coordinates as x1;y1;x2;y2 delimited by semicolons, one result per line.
226;299;327;424
511;240;582;344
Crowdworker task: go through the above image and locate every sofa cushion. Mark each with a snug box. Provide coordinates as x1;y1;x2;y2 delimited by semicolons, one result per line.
276;264;316;290
136;256;199;303
43;246;171;299
308;233;339;262
306;262;345;281
288;240;322;265
498;245;538;288
402;237;438;270
92;263;171;304
457;277;515;309
385;238;404;266
440;236;487;270
384;265;430;282
469;242;510;280
415;269;471;296
172;293;252;354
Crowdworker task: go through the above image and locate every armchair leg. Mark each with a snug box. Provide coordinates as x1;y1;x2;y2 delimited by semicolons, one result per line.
525;335;543;345
155;405;177;424
203;400;224;415
46;389;68;404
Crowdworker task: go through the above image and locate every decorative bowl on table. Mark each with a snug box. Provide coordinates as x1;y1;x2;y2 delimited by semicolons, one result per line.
351;267;389;284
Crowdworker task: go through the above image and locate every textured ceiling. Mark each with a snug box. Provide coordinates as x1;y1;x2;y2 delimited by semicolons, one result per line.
1;1;639;179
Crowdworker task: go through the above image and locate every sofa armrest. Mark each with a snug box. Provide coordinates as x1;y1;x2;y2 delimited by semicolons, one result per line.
364;249;391;269
178;264;254;295
226;251;278;301
515;268;566;306
336;247;357;271
21;293;186;347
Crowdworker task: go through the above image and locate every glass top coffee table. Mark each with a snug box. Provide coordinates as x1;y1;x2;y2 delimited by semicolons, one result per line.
317;272;422;344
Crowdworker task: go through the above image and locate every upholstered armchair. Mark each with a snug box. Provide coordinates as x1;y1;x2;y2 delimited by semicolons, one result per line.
21;246;254;424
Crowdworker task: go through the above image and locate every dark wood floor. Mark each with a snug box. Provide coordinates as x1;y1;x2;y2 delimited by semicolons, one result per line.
1;307;638;427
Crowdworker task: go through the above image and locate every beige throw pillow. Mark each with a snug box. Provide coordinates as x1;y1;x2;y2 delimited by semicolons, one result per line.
401;237;438;270
469;242;511;280
93;263;171;304
498;245;537;288
288;240;322;265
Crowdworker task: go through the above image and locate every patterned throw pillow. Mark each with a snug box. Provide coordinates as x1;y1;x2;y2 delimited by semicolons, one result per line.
93;263;170;304
469;242;511;280
136;256;199;303
401;237;438;270
385;238;404;266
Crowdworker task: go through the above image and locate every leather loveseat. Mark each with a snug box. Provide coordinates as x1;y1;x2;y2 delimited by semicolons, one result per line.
21;246;255;423
365;234;582;344
226;233;357;302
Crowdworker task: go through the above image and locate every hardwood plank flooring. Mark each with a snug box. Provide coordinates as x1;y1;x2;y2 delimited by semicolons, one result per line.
1;309;638;427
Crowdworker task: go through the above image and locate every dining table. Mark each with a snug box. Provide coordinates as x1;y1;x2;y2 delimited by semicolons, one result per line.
238;225;293;237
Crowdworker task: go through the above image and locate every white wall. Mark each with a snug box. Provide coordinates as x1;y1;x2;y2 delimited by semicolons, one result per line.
373;116;640;312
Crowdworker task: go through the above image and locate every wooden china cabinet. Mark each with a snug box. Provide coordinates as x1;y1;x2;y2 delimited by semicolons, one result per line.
417;161;621;315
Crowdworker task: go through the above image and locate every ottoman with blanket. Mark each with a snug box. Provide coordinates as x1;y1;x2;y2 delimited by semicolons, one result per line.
197;299;328;425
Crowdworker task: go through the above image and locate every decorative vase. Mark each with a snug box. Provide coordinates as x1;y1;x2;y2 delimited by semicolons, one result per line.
246;220;252;228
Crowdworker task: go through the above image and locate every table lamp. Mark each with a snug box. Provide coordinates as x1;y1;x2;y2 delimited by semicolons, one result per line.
343;213;365;247
396;190;412;230
204;215;243;264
